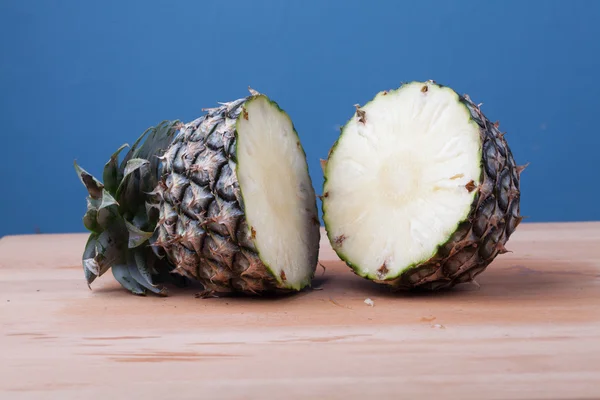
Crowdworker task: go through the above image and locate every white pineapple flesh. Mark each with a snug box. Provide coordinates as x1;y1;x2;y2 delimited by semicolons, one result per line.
323;82;483;281
236;96;320;289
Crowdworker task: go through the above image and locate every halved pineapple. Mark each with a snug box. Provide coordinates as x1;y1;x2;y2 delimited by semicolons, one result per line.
75;90;321;296
322;81;525;290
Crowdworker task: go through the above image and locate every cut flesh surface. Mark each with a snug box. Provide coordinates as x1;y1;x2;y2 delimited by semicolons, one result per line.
323;82;482;280
236;96;319;289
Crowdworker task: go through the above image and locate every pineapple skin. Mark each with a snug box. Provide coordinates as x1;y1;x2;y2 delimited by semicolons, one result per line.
322;82;525;290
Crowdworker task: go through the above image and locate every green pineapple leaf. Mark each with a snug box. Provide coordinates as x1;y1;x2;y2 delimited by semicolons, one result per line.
74;161;103;199
82;207;99;233
123;158;150;180
128;250;168;296
111;264;146;296
103;143;129;195
99;189;119;209
124;220;153;248
82;233;100;285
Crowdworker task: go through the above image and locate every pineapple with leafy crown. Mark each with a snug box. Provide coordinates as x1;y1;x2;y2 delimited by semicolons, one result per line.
75;88;321;296
321;81;526;290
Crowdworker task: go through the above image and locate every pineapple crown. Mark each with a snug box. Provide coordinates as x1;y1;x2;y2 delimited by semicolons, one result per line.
74;120;182;295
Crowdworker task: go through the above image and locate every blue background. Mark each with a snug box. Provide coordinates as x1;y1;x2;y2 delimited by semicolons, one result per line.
1;0;599;237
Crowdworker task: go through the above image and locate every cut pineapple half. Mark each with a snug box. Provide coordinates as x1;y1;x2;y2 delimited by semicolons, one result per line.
75;89;321;297
323;81;523;290
324;82;481;279
236;95;320;290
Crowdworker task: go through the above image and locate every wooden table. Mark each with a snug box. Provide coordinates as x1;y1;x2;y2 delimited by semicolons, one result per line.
1;222;599;399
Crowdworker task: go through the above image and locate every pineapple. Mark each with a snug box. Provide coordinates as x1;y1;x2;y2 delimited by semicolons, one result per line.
75;89;321;296
321;81;526;290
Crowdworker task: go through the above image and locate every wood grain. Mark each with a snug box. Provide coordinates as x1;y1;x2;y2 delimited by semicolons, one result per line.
1;222;599;399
